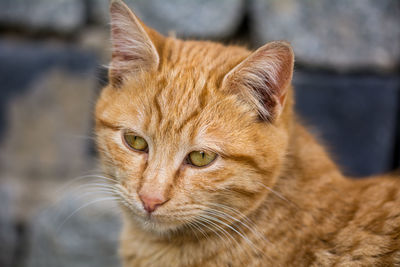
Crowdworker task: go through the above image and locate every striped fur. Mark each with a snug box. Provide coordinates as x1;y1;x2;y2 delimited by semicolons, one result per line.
94;1;400;266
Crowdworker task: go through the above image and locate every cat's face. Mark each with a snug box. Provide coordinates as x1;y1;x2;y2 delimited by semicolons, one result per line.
95;0;294;235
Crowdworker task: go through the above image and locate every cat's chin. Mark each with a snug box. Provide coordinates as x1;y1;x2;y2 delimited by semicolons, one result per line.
123;208;191;236
141;218;185;235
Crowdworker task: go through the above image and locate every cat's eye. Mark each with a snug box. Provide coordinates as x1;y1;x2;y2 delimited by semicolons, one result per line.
123;133;148;152
187;151;217;167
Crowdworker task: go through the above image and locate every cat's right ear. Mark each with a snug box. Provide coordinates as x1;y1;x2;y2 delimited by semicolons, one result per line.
109;0;163;87
222;41;294;122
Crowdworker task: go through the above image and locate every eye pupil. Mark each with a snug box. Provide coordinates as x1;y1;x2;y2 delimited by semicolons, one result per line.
188;151;217;167
123;133;148;152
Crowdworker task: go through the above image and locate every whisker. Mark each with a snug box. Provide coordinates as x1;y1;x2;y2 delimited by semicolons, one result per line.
257;182;295;206
204;208;268;245
204;203;268;244
199;212;263;256
194;218;222;243
56;174;117;194
56;197;121;232
199;215;237;245
74;189;121;201
70;182;120;193
64;134;97;141
184;220;201;242
197;214;249;265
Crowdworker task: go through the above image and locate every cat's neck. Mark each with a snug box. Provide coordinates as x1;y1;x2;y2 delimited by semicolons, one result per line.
120;119;400;266
233;122;356;264
271;121;352;223
283;121;345;189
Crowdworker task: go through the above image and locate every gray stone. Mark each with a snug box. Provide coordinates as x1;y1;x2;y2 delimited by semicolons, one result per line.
0;39;100;222
0;68;99;220
397;122;400;170
1;70;96;179
0;0;85;33
294;71;400;177
0;39;99;139
26;192;121;267
250;0;400;72
0;183;17;267
0;39;98;181
90;0;245;38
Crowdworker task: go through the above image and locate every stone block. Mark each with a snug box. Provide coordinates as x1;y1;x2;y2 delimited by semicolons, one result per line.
0;39;101;224
0;0;85;33
294;71;400;177
250;0;400;72
89;0;245;38
0;39;98;180
26;193;121;267
0;184;17;267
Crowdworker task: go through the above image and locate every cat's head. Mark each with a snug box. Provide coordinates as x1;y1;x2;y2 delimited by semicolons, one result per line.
95;0;294;235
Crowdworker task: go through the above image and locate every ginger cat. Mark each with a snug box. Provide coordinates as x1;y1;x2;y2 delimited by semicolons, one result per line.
95;1;400;266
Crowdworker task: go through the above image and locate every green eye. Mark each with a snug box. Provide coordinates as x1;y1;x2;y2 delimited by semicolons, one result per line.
123;133;148;152
188;151;217;167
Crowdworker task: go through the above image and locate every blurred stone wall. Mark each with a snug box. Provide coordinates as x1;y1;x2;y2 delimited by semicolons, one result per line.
0;1;399;267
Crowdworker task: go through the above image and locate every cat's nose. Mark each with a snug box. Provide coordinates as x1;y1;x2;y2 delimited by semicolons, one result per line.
138;193;168;213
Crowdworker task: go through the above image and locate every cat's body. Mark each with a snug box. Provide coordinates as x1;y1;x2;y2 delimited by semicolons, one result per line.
118;124;400;267
95;1;400;266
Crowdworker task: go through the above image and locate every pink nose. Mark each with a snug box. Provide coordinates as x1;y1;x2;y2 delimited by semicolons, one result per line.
139;193;168;213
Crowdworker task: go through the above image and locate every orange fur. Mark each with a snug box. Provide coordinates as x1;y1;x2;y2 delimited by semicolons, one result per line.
95;1;400;266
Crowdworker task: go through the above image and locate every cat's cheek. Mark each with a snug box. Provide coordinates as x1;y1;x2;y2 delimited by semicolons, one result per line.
183;161;229;191
100;133;147;183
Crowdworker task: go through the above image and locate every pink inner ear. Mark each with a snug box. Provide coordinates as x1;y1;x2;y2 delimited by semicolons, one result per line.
223;41;294;121
109;0;160;86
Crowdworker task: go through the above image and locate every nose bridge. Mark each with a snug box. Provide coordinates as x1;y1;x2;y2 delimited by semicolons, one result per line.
137;145;179;213
144;163;169;186
140;151;175;196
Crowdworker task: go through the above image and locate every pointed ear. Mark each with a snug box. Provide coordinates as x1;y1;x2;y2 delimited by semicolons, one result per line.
222;41;294;122
109;0;163;87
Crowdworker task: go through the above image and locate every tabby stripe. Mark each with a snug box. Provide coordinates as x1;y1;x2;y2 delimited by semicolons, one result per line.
177;108;200;132
142;106;151;133
187;86;209;142
96;118;120;131
163;41;173;64
136;159;148;193
226;186;258;198
153;93;163;125
228;154;267;176
165;168;182;200
198;82;209;109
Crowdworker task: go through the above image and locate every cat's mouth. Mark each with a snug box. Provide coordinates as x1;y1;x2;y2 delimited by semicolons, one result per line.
137;213;194;234
141;211;189;225
121;203;191;229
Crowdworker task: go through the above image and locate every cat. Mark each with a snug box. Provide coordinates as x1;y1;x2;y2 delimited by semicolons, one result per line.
94;0;400;266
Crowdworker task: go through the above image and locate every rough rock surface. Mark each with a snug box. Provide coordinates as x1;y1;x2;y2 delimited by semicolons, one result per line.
0;40;98;181
251;0;400;71
26;193;121;267
294;71;400;177
0;0;85;33
0;39;100;223
0;184;17;267
90;0;245;38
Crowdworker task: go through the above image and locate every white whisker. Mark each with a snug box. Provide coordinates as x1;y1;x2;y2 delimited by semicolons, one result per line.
57;197;121;232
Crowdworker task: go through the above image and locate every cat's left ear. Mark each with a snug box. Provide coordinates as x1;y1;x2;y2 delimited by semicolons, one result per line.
222;41;294;122
109;0;164;87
